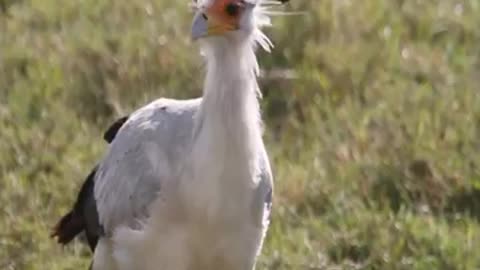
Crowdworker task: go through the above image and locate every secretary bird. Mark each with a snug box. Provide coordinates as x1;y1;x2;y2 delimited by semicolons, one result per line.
52;0;289;269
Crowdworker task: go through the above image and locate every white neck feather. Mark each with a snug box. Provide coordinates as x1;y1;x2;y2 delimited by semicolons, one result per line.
185;39;263;221
196;39;261;142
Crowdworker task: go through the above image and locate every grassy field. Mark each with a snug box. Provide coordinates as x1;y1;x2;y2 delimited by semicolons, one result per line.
1;0;480;269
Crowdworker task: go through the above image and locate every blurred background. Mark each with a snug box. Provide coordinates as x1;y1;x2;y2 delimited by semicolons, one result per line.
1;0;480;269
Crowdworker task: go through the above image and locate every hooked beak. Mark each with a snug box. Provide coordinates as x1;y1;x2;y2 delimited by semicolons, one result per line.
191;12;237;40
191;12;209;40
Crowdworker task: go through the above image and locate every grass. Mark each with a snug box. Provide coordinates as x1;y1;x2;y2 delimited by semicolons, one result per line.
1;0;480;269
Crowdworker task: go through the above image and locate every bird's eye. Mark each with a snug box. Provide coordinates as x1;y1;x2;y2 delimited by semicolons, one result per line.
225;3;240;17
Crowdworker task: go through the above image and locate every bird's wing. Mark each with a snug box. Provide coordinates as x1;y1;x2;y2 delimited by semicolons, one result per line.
253;145;273;228
52;115;130;251
94;98;201;233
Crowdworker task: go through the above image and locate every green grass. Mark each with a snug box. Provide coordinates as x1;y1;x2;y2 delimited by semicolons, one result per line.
1;0;480;269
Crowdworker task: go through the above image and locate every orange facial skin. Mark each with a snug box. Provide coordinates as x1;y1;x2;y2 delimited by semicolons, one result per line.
205;0;246;31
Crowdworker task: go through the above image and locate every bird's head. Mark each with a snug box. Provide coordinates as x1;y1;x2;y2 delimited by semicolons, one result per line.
191;0;288;51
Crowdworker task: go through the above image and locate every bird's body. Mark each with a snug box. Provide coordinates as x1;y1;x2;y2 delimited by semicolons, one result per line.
94;95;272;270
53;0;287;269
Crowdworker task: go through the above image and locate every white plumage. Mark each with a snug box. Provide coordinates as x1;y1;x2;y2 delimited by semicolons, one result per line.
92;1;283;269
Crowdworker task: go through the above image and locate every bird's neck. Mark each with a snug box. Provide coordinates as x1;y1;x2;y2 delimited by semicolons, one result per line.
201;43;260;129
194;41;262;157
186;41;263;220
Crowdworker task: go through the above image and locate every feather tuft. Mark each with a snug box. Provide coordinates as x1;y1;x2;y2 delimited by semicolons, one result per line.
250;0;292;53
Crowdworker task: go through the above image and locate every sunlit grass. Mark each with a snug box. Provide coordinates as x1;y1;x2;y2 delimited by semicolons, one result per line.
1;0;480;269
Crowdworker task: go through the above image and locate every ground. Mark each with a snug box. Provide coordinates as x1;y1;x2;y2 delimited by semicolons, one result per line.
1;0;480;269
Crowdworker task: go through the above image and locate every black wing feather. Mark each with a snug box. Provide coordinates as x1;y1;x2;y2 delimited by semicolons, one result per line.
52;115;129;252
103;116;129;143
